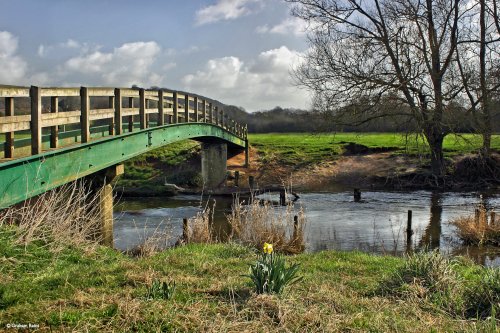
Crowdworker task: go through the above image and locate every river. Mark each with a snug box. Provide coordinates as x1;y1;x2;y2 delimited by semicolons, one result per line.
114;190;500;266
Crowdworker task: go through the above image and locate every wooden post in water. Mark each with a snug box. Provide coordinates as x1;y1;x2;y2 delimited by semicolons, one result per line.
491;211;496;226
248;175;255;189
234;170;239;187
407;210;413;241
183;218;189;243
293;215;299;241
279;190;286;206
354;188;361;202
475;208;480;225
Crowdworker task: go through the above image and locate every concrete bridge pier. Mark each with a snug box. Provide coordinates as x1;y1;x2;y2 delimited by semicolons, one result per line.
90;164;124;247
201;142;227;189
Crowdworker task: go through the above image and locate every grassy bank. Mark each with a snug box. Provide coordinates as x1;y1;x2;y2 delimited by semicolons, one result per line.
0;226;499;332
249;133;500;168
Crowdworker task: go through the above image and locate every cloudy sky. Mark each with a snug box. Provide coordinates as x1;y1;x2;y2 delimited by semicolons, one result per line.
0;0;311;111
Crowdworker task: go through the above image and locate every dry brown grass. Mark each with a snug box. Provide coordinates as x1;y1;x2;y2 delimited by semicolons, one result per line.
0;180;104;251
451;209;500;245
227;194;306;254
186;204;214;244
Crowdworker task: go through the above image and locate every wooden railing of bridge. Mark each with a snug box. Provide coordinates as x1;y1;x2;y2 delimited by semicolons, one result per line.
0;86;247;159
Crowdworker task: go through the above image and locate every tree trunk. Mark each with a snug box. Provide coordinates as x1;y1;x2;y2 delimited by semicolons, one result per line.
424;128;445;177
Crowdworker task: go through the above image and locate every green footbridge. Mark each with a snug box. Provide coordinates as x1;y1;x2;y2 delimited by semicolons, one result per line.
0;85;248;211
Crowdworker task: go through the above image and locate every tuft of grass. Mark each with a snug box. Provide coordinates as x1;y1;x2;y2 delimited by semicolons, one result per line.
465;267;500;319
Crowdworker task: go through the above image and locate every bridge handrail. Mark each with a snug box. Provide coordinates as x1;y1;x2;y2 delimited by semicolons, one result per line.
0;85;248;158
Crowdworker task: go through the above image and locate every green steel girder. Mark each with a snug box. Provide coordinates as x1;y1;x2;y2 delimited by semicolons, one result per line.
0;123;246;209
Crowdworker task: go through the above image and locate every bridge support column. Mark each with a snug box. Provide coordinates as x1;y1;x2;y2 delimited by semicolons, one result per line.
201;142;227;189
92;164;124;247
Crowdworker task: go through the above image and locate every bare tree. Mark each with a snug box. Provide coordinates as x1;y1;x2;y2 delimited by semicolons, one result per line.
456;0;500;157
287;0;464;177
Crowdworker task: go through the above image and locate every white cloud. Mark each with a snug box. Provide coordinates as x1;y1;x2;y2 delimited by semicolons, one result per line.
0;31;28;84
61;41;163;87
182;46;310;111
195;0;263;25
257;17;309;36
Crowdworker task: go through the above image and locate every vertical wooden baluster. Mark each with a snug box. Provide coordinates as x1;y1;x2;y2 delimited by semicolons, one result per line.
184;94;189;123
108;96;115;135
80;87;90;143
209;102;213;124
194;96;199;122
158;90;164;126
202;100;207;122
128;97;134;132
173;91;178;124
114;88;123;135
30;86;42;155
5;97;14;158
50;96;58;148
139;89;146;130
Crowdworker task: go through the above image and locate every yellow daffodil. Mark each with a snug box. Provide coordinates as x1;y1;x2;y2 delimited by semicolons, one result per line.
263;242;273;254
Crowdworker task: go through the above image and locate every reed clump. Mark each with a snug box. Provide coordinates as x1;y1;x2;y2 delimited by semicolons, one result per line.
0;180;104;252
227;195;306;254
186;205;214;244
451;209;500;246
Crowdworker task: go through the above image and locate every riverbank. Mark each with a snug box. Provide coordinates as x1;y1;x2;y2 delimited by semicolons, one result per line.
116;133;500;195
0;226;498;332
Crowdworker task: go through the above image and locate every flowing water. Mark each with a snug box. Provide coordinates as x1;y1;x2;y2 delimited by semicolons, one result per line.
114;190;500;266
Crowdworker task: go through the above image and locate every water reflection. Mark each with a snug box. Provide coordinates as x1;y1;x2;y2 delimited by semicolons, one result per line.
114;190;500;266
420;192;442;250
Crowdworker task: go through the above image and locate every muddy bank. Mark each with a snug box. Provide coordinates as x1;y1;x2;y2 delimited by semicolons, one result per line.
227;146;499;192
117;143;499;196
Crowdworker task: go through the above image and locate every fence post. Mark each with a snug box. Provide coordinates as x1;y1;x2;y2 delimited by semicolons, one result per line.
5;97;14;157
114;88;122;135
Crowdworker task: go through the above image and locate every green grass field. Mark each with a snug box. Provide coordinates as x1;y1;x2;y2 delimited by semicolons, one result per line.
249;133;500;167
0;226;497;332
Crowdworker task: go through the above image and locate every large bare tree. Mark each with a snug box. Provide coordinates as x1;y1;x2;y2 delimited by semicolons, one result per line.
455;0;500;157
287;0;464;177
